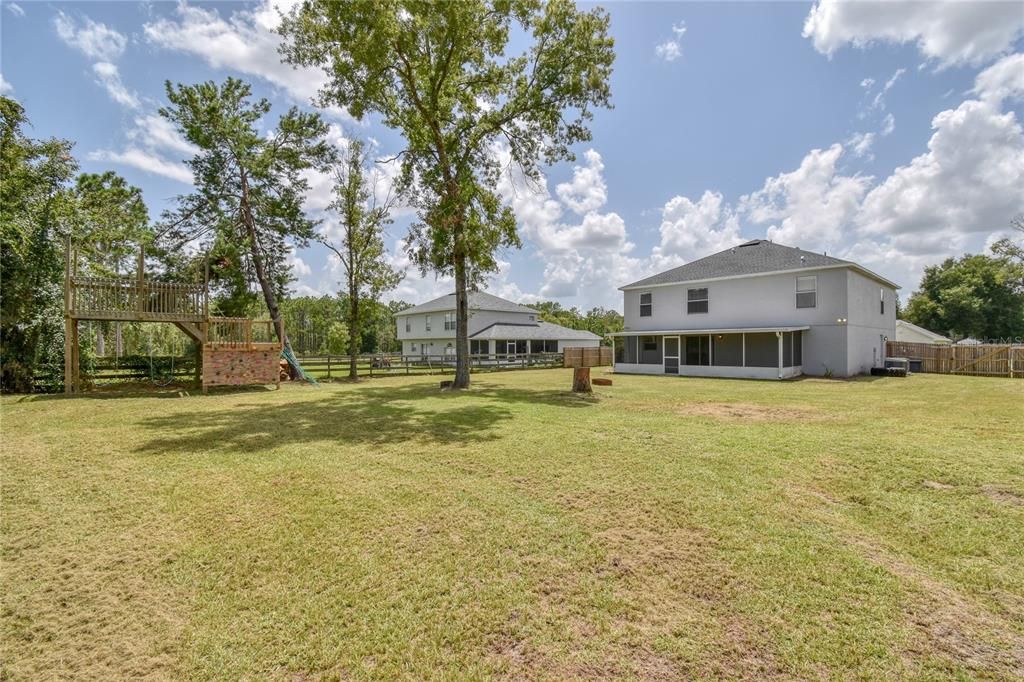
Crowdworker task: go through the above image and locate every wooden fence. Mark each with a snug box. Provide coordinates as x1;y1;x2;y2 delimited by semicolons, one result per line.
296;353;565;379
886;341;1024;378
563;346;613;368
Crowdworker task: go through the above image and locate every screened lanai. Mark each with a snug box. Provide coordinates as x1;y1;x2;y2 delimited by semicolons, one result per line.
610;327;808;380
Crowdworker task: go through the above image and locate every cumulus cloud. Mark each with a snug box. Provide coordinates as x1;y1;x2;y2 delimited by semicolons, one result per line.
0;73;13;95
87;148;193;184
54;11;127;61
973;52;1024;103
740;144;872;252
143;0;348;119
846;131;876;159
881;113;895;136
650;191;742;271
92;62;140;109
555;149;608;215
655;22;687;62
803;0;1024;67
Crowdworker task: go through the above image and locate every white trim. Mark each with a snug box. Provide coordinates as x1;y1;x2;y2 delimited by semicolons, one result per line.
620;263;900;292
614;363;802;380
611;325;809;336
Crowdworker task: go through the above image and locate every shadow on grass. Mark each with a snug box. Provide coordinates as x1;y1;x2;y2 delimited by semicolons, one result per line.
13;383;273;402
132;379;596;456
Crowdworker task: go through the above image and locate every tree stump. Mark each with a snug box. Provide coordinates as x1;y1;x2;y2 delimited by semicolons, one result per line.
572;367;592;393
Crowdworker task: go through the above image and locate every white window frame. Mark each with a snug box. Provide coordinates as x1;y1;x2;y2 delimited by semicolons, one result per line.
687;288;709;314
639;292;652;317
405;317;411;333
796;276;817;309
880;288;885;315
444;312;456;331
425;314;431;332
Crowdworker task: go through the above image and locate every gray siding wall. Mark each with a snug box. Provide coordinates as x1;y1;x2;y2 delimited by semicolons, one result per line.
397;308;536;342
844;270;897;375
622;268;849;331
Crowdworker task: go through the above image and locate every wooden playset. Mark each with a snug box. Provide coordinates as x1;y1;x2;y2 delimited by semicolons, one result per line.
63;245;282;394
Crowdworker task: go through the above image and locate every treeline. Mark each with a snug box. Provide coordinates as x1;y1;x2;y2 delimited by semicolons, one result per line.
531;302;623;345
901;229;1024;342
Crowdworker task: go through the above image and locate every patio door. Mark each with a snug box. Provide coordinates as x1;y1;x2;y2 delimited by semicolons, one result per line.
664;336;679;374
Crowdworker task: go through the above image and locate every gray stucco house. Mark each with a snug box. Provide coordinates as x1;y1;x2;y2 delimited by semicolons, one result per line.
611;240;899;379
395;291;601;358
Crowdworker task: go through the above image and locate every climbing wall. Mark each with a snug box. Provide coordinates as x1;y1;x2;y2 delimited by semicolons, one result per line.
202;346;281;390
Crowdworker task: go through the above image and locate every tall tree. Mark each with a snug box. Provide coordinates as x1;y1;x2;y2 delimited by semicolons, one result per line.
158;78;334;367
323;140;402;379
903;250;1024;341
280;0;615;388
1;97;78;392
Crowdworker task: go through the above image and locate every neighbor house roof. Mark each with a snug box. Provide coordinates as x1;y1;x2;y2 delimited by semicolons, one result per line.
621;239;900;290
896;319;951;343
471;321;602;341
394;291;539;317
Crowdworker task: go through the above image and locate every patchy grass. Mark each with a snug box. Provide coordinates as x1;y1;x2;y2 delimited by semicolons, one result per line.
2;370;1022;679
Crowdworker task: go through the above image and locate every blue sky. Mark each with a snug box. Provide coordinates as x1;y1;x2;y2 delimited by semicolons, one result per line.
3;1;1022;311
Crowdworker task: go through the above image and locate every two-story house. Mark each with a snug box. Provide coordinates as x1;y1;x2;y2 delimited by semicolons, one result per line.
395;291;601;358
611;240;899;379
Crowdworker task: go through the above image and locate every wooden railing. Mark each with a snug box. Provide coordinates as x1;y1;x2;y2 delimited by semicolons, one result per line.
294;352;565;379
207;317;281;349
68;276;206;322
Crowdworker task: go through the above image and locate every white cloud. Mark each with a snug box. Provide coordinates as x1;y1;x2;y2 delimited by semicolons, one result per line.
881;113;895;136
846;131;876;159
87;148;193;184
6;3;24;17
650;191;742;271
92;62;140;109
740;144;873;253
860;77;875;89
870;67;905;110
54;12;127;61
286;248;312;277
856;99;1024;239
143;0;346;117
973;52;1024;103
655;21;686;62
126;114;199;157
803;0;1024;67
0;73;12;95
555;149;608;214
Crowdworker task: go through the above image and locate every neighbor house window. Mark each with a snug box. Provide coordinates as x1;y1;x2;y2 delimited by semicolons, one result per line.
528;315;535;322
880;288;885;315
531;339;558;353
687;288;709;314
639;292;652;317
444;312;456;330
405;318;411;332
470;339;488;355
796;276;817;308
425;315;431;331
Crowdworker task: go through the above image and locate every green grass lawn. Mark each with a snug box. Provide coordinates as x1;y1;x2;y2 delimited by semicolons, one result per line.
2;370;1022;680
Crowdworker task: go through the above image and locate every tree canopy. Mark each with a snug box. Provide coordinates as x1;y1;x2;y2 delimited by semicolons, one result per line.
280;0;615;387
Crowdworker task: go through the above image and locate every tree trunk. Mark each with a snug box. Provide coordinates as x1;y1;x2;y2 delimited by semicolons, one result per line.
348;290;359;381
453;252;470;389
572;367;592;393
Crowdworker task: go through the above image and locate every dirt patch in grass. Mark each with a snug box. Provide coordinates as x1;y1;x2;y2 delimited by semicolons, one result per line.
981;485;1024;507
922;480;956;490
677;401;821;422
852;539;1024;678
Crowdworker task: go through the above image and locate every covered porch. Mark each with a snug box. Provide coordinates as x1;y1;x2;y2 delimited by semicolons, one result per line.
611;327;807;380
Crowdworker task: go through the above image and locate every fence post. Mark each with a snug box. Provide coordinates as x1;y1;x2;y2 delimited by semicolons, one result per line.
327;355;331;380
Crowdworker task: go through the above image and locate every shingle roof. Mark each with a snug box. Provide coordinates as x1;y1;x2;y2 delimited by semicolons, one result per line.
470;321;602;341
622;240;857;289
394;291;539;316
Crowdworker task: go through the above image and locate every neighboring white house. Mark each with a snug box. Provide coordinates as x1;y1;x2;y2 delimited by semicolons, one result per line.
395;291;602;357
611;240;899;379
895;319;951;345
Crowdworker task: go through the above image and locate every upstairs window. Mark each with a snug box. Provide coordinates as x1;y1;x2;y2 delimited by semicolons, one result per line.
444;312;456;331
687;288;709;314
880;288;885;315
639;292;652;317
796;276;817;308
405;318;411;333
425;315;432;332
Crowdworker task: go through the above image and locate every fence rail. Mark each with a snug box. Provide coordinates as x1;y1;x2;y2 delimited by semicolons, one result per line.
207;318;281;349
887;341;1023;378
296;352;565;379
